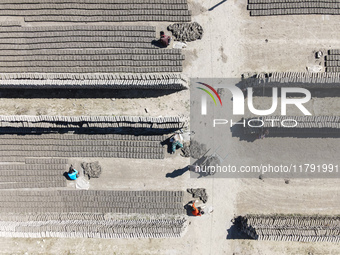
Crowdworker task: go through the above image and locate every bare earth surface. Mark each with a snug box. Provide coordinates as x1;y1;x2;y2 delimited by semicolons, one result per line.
0;0;340;254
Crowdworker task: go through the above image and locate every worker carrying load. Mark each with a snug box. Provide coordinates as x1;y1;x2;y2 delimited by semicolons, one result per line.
170;133;183;154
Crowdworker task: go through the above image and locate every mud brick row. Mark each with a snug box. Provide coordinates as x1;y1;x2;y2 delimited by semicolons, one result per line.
0;164;66;170
0;157;25;162
0;195;183;203
0;132;166;160
0;0;191;23
0;134;165;141
0;0;188;3
0;66;183;73
250;8;340;16
249;0;340;3
236;214;340;242
242;72;340;89
0;176;65;183
0;190;184;197
0;25;155;33
248;0;340;16
249;2;340;9
0;170;65;176
0;145;163;153
0;25;185;73
0;181;66;189
25;158;68;164
25;15;190;23
0;54;184;61
325;49;340;72
0;10;191;17
0;36;153;43
0;49;181;57
0;140;162;147
0;42;153;50
0;60;182;67
0;31;156;38
0;190;185;214
0;151;165;159
0;4;188;10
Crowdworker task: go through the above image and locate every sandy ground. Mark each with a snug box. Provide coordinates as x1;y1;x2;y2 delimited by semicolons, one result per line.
0;0;340;254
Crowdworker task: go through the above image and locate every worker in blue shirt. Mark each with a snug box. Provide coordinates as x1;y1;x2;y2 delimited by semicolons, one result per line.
68;165;79;180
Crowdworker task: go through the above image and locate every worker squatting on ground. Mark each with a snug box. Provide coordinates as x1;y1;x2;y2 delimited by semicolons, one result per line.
68;165;79;180
170;134;183;154
189;201;204;216
159;31;171;47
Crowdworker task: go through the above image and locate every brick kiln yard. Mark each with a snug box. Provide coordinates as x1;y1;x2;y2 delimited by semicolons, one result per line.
0;0;339;255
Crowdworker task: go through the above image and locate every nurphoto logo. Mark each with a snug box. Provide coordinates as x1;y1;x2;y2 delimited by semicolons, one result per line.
197;82;312;116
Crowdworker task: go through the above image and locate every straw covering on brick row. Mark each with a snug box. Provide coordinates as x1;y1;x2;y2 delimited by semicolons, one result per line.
242;116;340;136
0;213;188;239
242;72;340;89
0;73;188;89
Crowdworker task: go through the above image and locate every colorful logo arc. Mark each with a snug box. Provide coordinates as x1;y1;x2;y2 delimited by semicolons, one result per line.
196;82;223;106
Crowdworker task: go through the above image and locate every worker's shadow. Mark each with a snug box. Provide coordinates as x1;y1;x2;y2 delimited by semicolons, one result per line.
161;139;173;154
166;166;189;178
151;40;167;48
184;202;197;217
63;172;73;180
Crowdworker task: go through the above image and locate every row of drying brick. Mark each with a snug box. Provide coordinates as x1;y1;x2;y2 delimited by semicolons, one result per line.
0;190;184;197
0;3;188;10
250;8;340;15
0;134;164;141
0;60;183;67
0;66;183;73
0;145;164;153
0;175;65;183
0;151;165;159
0;9;191;16
248;2;340;9
0;181;66;189
0;170;65;176
0;140;162;147
0;54;185;61
0;0;188;3
249;0;340;3
0;31;155;38
0;49;181;57
0;164;66;170
0;42;153;50
24;15;190;23
0;195;183;203
0;25;155;32
0;207;185;214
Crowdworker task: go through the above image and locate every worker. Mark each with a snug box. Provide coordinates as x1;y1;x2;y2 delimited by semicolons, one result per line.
191;202;203;216
170;134;183;154
159;31;171;47
68;165;79;180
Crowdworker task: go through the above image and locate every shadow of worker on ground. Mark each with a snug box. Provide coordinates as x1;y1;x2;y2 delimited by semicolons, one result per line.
166;165;189;178
209;0;227;11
